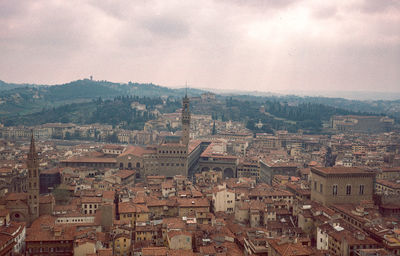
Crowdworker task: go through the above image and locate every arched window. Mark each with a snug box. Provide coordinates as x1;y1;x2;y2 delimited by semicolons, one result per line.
128;163;132;169
136;162;140;168
120;163;124;169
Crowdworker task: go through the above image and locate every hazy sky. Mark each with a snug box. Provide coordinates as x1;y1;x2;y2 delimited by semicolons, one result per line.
0;0;399;93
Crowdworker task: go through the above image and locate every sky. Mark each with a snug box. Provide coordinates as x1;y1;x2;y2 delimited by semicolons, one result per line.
0;0;399;93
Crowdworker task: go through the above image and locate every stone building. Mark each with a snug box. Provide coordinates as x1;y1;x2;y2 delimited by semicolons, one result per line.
212;183;235;213
0;133;44;226
0;168;26;196
310;167;375;206
259;160;299;185
26;133;40;224
330;115;394;133
237;157;260;181
117;95;191;178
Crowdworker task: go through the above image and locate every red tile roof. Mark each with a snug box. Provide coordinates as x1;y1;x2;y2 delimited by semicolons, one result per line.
177;198;209;208
119;145;156;157
311;167;373;175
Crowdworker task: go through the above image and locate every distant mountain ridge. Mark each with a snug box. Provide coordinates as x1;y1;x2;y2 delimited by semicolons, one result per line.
0;79;399;122
0;79;206;117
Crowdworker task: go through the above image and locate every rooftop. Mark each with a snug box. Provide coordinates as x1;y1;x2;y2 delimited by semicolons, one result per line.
311;167;374;176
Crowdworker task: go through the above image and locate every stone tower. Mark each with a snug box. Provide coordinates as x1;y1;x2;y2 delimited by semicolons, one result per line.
181;91;190;146
27;131;40;224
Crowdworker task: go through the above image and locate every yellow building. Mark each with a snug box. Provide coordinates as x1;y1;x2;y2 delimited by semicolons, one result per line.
113;233;131;256
118;202;149;226
376;179;400;195
135;224;163;245
177;198;209;217
81;196;102;215
73;240;96;256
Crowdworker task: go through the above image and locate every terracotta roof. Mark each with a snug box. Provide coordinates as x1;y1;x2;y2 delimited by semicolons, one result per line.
97;248;113;256
167;230;191;239
188;140;202;154
5;193;28;201
103;145;125;150
177;198;209;208
119;145;156;157
61;157;116;163
0;233;14;249
142;247;168;256
269;239;313;256
119;202;149;214
311;167;373;176
0;209;9;217
168;250;196;256
115;169;136;179
199;245;216;255
27;215;75;242
102;191;115;201
377;179;400;189
81;197;102;204
163;217;185;230
0;221;25;236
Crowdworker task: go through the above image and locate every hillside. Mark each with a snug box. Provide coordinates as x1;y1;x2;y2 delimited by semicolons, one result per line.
0;79;398;133
0;79;205;117
3;96;181;130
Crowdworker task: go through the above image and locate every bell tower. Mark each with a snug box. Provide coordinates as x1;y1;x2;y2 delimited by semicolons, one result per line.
181;89;190;147
27;131;40;224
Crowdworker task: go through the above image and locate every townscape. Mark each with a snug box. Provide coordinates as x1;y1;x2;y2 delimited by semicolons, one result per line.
1;0;400;254
0;93;400;256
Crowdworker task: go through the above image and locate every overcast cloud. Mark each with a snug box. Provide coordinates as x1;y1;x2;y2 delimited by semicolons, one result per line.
0;0;399;92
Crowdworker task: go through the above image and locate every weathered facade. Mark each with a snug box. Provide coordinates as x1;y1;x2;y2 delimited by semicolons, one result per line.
310;167;374;206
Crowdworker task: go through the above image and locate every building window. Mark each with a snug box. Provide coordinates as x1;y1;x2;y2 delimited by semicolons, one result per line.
346;185;352;195
314;181;317;190
320;184;323;193
333;185;338;195
359;185;364;195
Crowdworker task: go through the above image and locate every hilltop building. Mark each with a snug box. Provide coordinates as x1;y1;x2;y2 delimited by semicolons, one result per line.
331;115;394;133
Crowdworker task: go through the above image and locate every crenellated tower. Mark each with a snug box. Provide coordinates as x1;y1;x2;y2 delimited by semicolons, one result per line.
181;91;190;147
27;131;40;224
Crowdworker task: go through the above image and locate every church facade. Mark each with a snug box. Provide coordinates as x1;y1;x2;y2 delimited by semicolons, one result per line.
0;133;44;226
